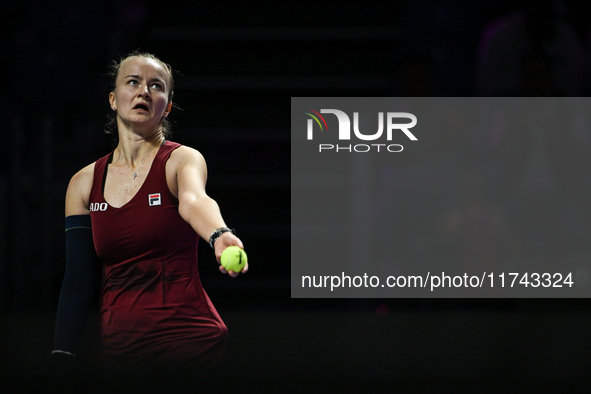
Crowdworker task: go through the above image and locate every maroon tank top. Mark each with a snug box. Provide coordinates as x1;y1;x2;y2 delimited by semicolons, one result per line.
89;141;227;365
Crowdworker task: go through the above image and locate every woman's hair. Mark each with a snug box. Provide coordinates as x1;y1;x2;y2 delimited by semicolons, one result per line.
104;51;176;143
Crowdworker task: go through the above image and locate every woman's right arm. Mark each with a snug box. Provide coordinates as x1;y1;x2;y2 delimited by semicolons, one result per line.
53;164;96;359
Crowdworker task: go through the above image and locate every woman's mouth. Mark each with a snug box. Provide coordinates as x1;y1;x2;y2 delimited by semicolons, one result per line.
133;104;149;112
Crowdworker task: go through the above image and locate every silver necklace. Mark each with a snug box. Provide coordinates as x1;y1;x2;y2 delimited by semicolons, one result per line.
121;144;155;180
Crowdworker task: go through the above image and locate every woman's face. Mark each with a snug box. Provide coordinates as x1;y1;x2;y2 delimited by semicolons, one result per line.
109;56;172;132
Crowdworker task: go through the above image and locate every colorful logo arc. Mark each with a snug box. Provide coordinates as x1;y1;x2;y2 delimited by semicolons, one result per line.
302;107;329;131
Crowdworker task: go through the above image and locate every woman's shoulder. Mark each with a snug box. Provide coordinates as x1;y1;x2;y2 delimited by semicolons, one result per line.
65;162;96;216
165;144;208;197
168;144;206;166
70;162;96;185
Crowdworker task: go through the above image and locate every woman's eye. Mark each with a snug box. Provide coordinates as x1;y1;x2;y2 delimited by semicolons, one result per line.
128;80;138;86
151;83;162;90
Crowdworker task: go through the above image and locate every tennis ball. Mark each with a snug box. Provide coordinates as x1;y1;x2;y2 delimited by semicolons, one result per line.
221;246;247;272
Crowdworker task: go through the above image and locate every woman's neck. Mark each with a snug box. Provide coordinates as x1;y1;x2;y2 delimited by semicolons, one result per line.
116;130;164;167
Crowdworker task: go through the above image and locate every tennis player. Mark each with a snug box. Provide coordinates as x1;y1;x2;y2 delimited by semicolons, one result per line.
52;52;247;367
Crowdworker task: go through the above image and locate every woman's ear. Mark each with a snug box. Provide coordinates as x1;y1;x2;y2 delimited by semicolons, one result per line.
109;92;116;111
163;102;172;118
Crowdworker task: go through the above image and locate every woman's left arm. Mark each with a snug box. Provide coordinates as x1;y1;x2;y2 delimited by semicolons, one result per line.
172;146;247;277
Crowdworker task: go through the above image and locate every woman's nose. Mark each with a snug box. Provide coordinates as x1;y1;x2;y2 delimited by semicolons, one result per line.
137;85;150;98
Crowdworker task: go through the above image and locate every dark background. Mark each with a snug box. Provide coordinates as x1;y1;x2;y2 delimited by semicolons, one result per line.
2;0;591;392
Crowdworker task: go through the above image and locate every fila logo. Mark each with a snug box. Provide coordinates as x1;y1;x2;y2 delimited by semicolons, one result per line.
149;193;161;206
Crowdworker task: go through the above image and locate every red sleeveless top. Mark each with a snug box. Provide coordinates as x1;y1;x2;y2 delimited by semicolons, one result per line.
89;141;227;365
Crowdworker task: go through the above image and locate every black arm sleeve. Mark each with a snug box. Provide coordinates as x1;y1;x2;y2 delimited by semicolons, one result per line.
53;215;97;354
